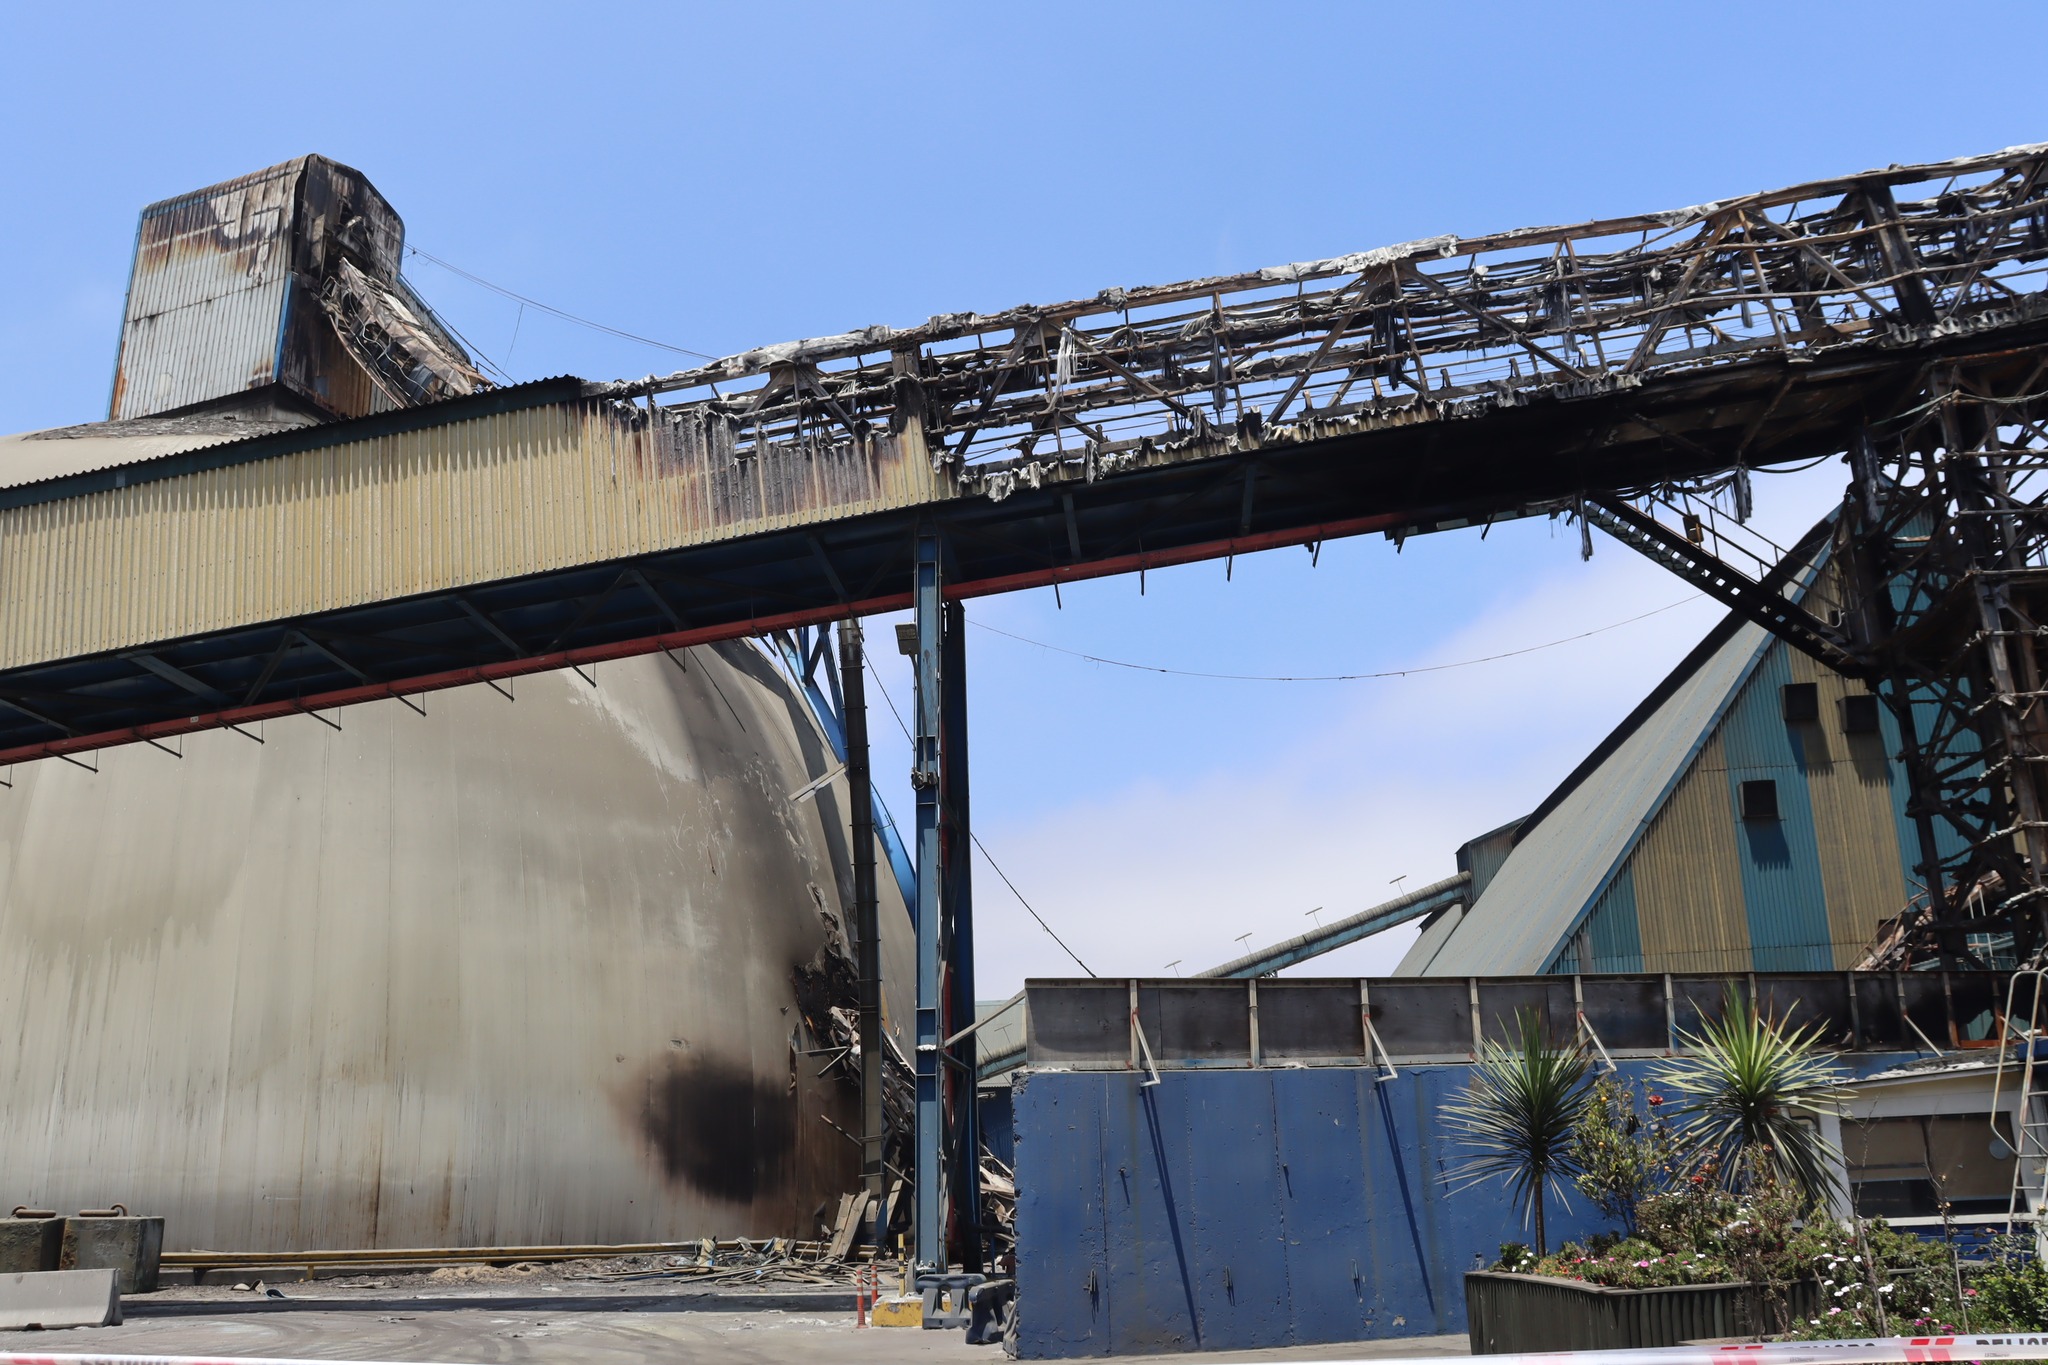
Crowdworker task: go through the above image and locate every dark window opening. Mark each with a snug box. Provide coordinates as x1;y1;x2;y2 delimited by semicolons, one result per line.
1847;1114;2016;1219
1843;694;1882;734
1740;779;1780;821
1782;682;1820;723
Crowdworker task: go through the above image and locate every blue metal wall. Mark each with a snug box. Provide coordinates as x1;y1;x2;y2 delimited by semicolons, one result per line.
1011;1054;1912;1359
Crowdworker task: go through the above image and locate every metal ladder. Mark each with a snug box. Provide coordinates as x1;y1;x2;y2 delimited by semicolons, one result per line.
1990;969;2048;1243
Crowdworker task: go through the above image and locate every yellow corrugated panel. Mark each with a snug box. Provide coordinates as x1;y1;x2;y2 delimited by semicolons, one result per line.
1632;731;1753;973
0;403;947;672
1782;649;1909;965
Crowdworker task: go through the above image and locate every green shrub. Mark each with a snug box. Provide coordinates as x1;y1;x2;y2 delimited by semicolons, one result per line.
1968;1242;2048;1332
1570;1076;1681;1235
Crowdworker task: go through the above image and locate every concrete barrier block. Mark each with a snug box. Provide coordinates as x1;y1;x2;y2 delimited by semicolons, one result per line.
870;1293;923;1327
0;1269;122;1329
60;1217;164;1294
0;1219;63;1275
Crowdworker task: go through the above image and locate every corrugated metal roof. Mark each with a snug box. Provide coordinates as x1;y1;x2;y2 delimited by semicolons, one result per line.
1409;616;1775;975
0;416;307;490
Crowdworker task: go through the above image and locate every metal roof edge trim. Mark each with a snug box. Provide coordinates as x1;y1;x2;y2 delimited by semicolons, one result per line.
0;377;588;513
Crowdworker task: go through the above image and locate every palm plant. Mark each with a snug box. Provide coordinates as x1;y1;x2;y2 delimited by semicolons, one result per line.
1650;988;1848;1207
1441;1010;1591;1255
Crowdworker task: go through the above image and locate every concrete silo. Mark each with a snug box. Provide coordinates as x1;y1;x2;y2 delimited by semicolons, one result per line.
0;157;913;1252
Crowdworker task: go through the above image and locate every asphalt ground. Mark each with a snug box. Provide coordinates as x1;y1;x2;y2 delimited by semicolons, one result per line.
0;1272;1473;1364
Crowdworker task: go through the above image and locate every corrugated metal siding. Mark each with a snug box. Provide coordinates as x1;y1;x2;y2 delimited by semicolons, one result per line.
1782;648;1911;965
1583;864;1643;972
0;403;947;671
1631;731;1753;973
1718;648;1835;971
111;163;303;421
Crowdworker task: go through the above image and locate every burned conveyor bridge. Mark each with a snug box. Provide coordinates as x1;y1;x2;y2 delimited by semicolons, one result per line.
1;142;2045;765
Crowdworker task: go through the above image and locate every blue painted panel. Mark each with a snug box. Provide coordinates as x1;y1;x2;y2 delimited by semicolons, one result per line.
1013;1056;1924;1357
1359;1071;1458;1336
1103;1078;1202;1355
1718;647;1833;970
1183;1073;1291;1351
1273;1069;1370;1345
1013;1073;1111;1356
980;1086;1016;1169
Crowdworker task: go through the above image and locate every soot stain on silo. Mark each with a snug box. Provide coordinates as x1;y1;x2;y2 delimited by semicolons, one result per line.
628;1056;795;1203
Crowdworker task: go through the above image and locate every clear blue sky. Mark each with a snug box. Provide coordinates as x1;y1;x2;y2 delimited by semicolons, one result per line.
2;2;2041;989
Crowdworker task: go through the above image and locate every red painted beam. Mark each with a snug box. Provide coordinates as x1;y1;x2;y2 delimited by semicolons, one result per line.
0;510;1405;767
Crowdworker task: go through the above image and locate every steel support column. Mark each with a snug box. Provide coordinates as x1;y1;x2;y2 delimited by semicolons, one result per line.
911;530;947;1271
838;619;887;1245
941;598;981;1272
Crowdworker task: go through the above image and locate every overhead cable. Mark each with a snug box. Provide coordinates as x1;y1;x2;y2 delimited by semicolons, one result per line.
862;656;1095;977
968;595;1704;682
406;247;717;360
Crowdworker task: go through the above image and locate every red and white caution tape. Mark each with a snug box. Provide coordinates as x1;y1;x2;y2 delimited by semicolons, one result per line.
1319;1340;2048;1365
3;1339;2048;1365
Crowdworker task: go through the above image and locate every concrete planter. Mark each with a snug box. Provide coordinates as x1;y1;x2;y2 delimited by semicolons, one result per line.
1465;1271;1822;1353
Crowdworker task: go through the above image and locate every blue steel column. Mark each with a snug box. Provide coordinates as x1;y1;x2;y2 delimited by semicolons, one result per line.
912;530;947;1271
942;598;982;1272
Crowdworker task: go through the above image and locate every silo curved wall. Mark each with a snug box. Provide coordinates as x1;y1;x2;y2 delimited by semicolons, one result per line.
0;640;914;1251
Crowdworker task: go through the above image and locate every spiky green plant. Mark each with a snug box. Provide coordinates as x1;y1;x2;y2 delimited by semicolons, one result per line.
1441;1010;1592;1255
1650;988;1847;1206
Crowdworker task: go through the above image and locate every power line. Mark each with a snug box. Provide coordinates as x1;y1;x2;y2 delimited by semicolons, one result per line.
967;595;1705;682
405;247;717;361
861;655;1095;977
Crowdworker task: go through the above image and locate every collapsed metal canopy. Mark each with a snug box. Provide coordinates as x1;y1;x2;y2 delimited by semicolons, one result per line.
0;142;2043;765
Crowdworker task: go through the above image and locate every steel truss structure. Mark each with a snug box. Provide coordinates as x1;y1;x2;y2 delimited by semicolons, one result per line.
600;140;2048;980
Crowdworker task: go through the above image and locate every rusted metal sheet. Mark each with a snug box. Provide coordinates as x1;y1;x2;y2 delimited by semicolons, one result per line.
110;162;301;420
109;156;466;423
0;400;946;672
0;645;916;1251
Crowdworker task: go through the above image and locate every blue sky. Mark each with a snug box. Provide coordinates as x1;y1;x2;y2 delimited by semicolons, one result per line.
2;2;2042;990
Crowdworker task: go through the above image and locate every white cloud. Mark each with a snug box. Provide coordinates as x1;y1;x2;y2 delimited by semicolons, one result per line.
968;463;1846;993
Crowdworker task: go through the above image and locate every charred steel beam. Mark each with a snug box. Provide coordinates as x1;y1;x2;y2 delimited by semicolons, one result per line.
1581;497;1863;675
838;619;887;1244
